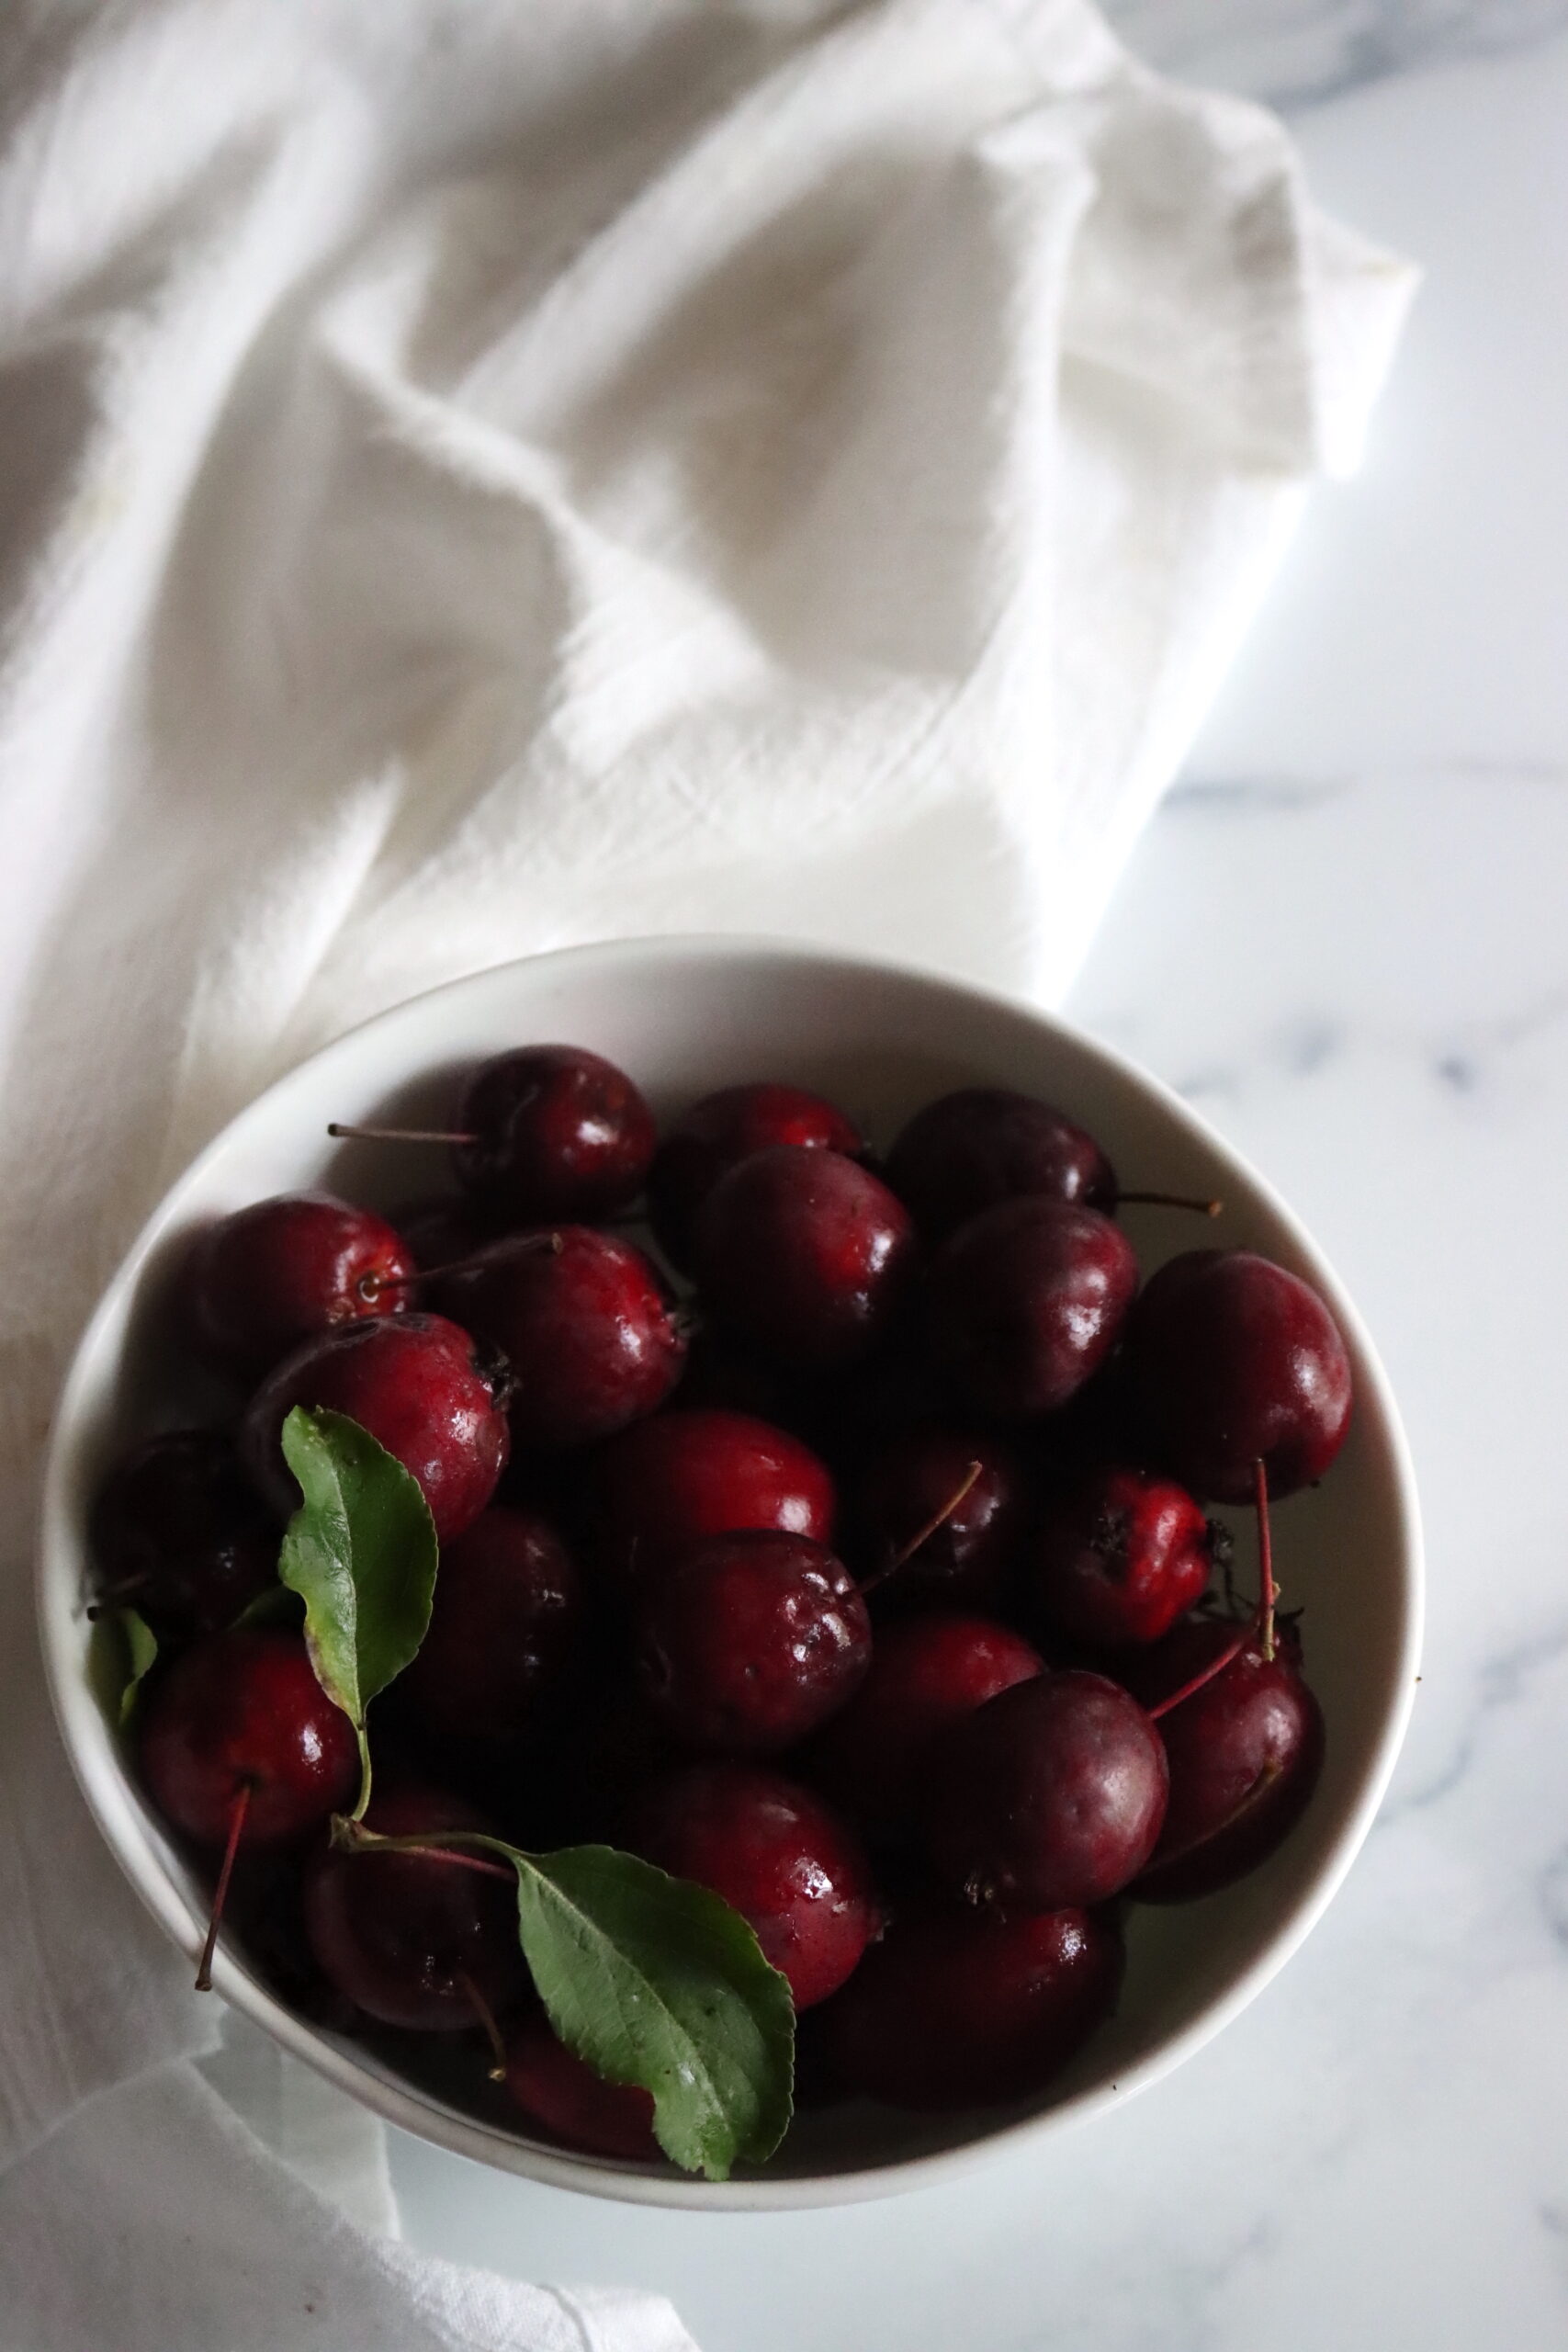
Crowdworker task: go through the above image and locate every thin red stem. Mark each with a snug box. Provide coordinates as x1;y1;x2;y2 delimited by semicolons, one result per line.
196;1781;252;1992
1147;1623;1254;1721
861;1461;983;1597
326;1122;477;1148
1115;1190;1224;1217
335;1825;517;1883
1254;1455;1277;1663
357;1232;563;1305
459;1970;509;2081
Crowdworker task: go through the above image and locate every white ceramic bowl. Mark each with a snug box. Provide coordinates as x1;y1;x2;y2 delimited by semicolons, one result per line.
38;937;1422;2211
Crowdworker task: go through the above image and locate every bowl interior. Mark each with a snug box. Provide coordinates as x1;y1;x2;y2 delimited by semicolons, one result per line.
39;938;1420;2210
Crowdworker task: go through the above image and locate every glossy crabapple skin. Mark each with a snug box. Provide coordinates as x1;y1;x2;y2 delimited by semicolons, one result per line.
90;1429;278;1638
925;1669;1168;1911
693;1146;916;1374
504;2015;660;2161
242;1312;510;1544
594;1408;836;1585
452;1046;656;1227
885;1087;1117;1243
852;1425;1027;1611
396;1507;581;1749
648;1082;863;1271
629;1761;878;2009
187;1193;417;1378
140;1630;360;1848
1122;1617;1326;1902
439;1228;684;1451
924;1198;1138;1421
636;1530;871;1756
809;1612;1044;1846
821;1901;1123;2109
301;1781;525;2030
1024;1464;1214;1651
1122;1249;1353;1502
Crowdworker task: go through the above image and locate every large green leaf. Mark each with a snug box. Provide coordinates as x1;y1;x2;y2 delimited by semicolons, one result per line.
333;1822;795;2180
515;1844;795;2179
278;1406;437;1816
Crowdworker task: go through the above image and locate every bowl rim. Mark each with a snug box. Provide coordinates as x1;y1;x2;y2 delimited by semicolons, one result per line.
37;933;1424;2211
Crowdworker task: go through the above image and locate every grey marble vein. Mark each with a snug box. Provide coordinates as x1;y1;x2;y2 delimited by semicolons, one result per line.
1165;775;1350;812
1379;1619;1568;1825
1102;0;1568;112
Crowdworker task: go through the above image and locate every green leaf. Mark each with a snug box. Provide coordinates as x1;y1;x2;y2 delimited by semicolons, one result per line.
230;1581;303;1633
277;1406;437;1817
118;1608;158;1724
513;1844;795;2180
330;1822;795;2181
89;1607;159;1728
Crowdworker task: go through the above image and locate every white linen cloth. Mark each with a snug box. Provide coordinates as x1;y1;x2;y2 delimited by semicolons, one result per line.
0;0;1414;2343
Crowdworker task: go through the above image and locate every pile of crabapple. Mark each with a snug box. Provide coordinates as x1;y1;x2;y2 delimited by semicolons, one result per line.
97;1042;1351;2163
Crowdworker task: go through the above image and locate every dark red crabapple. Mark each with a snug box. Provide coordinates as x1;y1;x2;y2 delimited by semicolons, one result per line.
629;1761;878;2009
594;1408;836;1585
140;1629;359;1849
90;1429;277;1638
809;1612;1043;1845
636;1531;871;1756
822;1902;1123;2110
1123;1249;1353;1501
1024;1464;1214;1651
925;1670;1168;1911
453;1046;656;1226
1122;1615;1325;1902
885;1087;1117;1241
504;2016;660;2160
396;1508;581;1749
924;1198;1138;1421
186;1193;417;1378
648;1082;863;1271
302;1781;525;2031
853;1425;1027;1611
693;1146;915;1374
439;1228;684;1451
242;1312;510;1544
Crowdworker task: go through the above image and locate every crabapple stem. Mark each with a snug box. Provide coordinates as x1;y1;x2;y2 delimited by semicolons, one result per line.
1149;1474;1280;1722
1146;1625;1254;1721
458;1969;509;2081
861;1460;984;1595
1115;1190;1224;1217
195;1781;253;1992
333;1821;518;1884
1254;1456;1277;1664
357;1231;569;1305
326;1123;478;1148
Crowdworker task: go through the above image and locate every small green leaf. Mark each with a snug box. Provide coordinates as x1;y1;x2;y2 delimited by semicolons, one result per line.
118;1609;158;1724
277;1406;437;1817
513;1845;795;2179
230;1582;303;1633
89;1607;159;1728
330;1822;796;2181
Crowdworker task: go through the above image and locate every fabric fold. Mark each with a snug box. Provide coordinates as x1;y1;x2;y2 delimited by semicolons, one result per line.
0;0;1413;2342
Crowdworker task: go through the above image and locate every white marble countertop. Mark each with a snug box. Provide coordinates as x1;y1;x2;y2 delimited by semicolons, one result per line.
386;12;1568;2345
